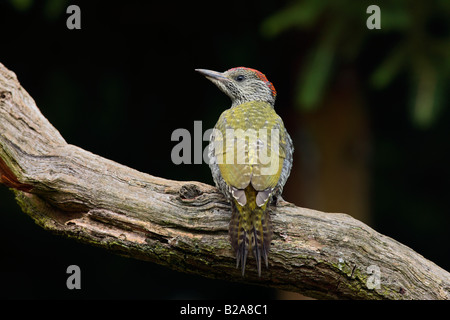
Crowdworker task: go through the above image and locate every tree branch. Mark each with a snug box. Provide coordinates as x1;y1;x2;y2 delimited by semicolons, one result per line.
0;62;449;300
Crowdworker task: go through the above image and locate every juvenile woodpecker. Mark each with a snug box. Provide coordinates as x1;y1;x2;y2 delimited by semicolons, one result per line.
196;67;293;276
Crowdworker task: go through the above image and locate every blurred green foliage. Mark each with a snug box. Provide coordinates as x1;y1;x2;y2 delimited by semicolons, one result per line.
8;0;33;12
261;0;450;129
8;0;68;19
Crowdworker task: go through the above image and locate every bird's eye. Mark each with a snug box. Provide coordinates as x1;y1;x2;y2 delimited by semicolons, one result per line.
235;75;245;82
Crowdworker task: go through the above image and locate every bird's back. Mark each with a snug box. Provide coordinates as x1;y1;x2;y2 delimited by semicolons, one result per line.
209;101;290;276
212;101;287;193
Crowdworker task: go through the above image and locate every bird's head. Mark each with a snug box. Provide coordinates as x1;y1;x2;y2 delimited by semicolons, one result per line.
196;67;277;107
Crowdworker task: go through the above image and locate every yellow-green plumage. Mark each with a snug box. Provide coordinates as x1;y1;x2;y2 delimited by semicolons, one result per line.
196;67;293;277
212;101;288;276
214;101;285;191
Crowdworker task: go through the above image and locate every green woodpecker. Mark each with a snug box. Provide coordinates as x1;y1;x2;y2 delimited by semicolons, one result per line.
196;67;293;276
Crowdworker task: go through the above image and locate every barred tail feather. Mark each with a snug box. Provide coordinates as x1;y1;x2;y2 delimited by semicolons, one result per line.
251;209;272;276
229;202;248;276
260;210;272;269
229;199;272;277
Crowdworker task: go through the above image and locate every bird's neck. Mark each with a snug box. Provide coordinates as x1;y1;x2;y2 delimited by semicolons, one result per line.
231;98;275;109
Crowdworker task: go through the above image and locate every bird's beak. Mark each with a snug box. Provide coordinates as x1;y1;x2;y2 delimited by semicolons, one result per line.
195;69;229;82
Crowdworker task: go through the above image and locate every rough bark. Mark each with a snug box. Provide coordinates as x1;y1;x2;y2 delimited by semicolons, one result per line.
0;62;449;300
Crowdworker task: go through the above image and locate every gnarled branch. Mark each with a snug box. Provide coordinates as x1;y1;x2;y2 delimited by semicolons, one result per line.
0;62;449;300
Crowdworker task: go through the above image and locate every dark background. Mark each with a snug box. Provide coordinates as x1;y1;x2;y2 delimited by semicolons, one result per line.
0;0;449;299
